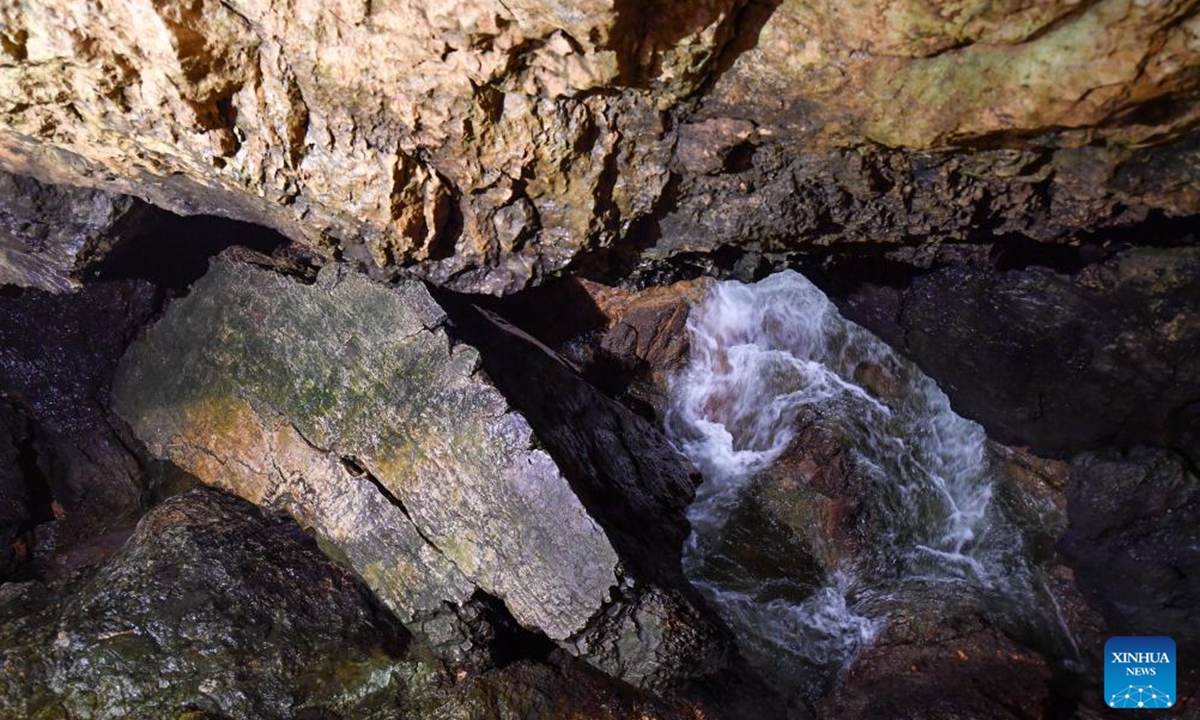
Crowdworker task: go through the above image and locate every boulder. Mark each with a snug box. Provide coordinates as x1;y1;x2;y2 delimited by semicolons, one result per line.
114;259;617;644
0;487;697;720
437;300;768;699
817;614;1053;720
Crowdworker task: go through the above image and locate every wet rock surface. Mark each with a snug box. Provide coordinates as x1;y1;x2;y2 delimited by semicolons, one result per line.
835;246;1200;461
474;276;707;420
111;257;757;708
0;280;160;578
438;299;783;710
1060;447;1200;652
0;488;695;720
817;614;1053;720
1;1;1199;716
441;300;700;587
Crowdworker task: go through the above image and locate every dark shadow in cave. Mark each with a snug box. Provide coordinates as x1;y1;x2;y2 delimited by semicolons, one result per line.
87;212;290;293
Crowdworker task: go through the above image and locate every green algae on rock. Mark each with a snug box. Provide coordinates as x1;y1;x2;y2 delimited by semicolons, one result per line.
113;259;619;645
0;489;412;720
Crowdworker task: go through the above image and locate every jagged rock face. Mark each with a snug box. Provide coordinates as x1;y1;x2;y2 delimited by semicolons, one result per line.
703;0;1200;148
114;260;618;644
0;0;700;293
439;302;754;698
0;488;697;720
3;0;1199;293
0;172;156;292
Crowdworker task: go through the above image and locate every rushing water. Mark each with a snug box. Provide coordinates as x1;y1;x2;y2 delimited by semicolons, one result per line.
666;271;1066;695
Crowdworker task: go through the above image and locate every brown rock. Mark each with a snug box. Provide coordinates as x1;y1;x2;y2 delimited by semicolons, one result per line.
588;278;708;373
3;1;1199;293
702;0;1200;149
818;616;1053;720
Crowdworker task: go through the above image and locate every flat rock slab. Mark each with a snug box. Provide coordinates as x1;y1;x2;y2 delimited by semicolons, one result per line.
113;260;618;641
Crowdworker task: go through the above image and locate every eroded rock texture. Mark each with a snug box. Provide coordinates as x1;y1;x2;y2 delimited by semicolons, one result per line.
438;300;746;697
1061;447;1200;651
0;280;160;578
0;171;155;292
3;0;1198;292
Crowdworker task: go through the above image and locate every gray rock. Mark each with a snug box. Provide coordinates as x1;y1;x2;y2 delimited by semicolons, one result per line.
836;247;1200;461
0;172;151;293
0;488;412;720
1060;447;1200;651
113;260;619;646
0;488;697;720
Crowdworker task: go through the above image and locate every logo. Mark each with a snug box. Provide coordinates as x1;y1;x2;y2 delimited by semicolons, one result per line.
1105;636;1176;709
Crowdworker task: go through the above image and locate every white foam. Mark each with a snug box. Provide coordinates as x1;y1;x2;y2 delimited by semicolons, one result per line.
667;271;1035;677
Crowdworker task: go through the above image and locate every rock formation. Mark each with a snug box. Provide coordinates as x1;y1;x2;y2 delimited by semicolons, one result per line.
0;488;695;720
1;0;1199;717
834;246;1200;461
0;280;159;578
111;255;761;709
1061;447;1200;651
2;0;1198;293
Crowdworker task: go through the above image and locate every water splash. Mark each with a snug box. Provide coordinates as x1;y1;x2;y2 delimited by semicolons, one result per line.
666;271;1044;689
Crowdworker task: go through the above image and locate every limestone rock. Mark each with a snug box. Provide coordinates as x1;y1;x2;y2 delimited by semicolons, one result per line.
704;0;1200;149
3;0;1199;293
0;488;413;720
0;0;728;292
647;139;1200;281
585;278;708;415
114;259;619;645
441;300;701;585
